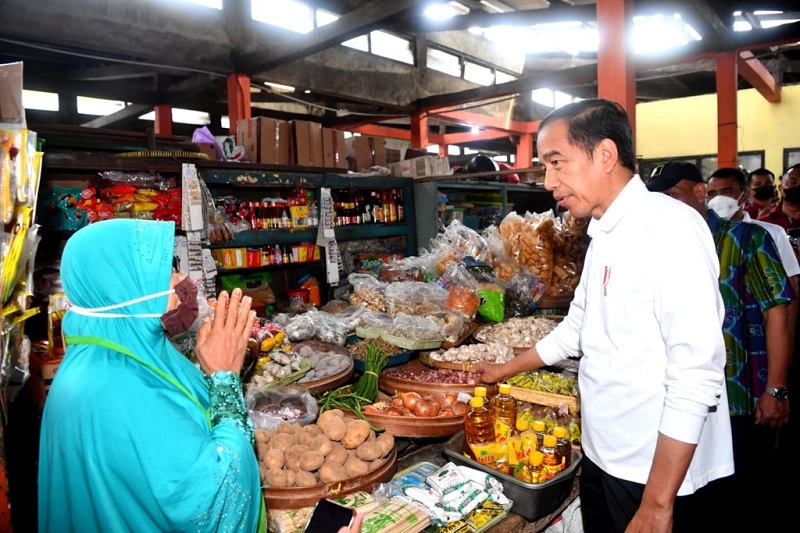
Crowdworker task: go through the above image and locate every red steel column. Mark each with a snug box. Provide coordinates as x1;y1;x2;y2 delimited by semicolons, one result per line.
227;73;251;136
410;113;429;150
716;52;739;169
516;133;533;168
154;105;172;135
596;0;636;138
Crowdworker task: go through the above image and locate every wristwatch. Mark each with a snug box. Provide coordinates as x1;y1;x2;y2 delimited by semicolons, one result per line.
765;386;789;401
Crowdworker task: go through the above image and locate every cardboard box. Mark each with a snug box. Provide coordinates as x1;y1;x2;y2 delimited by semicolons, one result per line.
236;118;258;163
212;247;247;269
194;142;219;161
236;117;290;164
258;117;291;165
291;120;323;167
371;136;386;167
386;148;402;165
346;136;372;171
321;127;347;168
345;136;389;170
389;155;451;178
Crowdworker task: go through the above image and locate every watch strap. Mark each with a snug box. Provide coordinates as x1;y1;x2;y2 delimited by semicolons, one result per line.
765;386;789;401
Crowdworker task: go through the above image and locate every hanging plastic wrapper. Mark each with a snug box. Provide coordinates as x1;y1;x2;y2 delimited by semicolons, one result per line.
316;187;342;286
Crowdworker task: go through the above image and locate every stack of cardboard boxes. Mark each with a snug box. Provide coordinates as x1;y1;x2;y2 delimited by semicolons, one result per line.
235;118;348;169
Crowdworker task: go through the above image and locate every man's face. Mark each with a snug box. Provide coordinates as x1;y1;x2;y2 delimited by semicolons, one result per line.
537;119;610;219
657;180;707;215
783;168;800;192
707;176;745;205
749;172;774;190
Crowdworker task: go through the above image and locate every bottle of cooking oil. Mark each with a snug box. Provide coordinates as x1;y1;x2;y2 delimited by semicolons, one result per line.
492;383;518;442
541;435;561;480
552;426;571;470
517;450;545;484
464;396;496;468
474;386;487;399
531;419;547;451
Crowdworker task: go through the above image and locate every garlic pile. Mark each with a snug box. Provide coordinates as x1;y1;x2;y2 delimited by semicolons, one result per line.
473;316;559;347
429;342;514;364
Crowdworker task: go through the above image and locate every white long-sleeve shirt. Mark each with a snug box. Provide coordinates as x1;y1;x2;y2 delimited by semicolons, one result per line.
536;176;734;495
742;211;800;278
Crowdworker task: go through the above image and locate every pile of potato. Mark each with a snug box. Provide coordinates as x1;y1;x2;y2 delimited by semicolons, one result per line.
256;409;394;488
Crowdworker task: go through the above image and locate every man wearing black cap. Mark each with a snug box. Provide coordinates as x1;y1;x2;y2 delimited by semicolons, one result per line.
470;100;733;533
647;161;794;529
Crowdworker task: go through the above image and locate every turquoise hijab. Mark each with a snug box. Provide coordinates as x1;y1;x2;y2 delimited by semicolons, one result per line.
38;219;261;532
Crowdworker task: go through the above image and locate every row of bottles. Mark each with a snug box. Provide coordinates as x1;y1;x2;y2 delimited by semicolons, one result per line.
463;384;572;484
331;189;405;226
220;186;406;231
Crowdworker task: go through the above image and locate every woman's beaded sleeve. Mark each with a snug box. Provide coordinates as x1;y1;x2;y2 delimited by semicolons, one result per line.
206;370;255;445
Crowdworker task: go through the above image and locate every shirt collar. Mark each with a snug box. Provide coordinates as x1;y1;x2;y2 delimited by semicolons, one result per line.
588;175;643;238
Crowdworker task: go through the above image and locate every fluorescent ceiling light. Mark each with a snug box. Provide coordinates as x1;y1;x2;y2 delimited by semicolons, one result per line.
264;81;296;92
479;0;507;14
23;89;59;112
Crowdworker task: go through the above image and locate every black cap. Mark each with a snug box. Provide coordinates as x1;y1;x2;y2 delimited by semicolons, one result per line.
646;162;704;192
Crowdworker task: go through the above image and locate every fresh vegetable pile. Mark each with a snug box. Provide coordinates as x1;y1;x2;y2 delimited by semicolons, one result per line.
256;411;395;488
318;342;388;426
507;369;579;396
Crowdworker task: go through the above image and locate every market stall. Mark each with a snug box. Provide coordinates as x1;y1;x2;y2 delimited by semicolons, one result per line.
236;211;588;532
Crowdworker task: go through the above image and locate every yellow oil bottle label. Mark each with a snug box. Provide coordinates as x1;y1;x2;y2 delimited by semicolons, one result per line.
469;442;498;466
507;436;527;466
516;410;535;431
520;430;536;455
543;463;561;480
494;418;513;442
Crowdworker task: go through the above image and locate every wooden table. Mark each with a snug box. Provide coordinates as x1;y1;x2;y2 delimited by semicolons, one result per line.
395;436;581;533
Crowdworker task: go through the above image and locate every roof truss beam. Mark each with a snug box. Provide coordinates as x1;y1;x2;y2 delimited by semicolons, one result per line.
236;0;426;74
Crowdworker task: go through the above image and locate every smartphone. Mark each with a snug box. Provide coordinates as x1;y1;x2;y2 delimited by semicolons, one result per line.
303;498;356;533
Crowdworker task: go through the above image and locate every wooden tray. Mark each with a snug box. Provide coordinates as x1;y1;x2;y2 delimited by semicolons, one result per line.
360;410;465;438
355;326;443;350
509;386;581;415
262;446;397;509
472;319;565;356
379;359;497;397
293;340;354;394
419;350;474;371
440;321;480;350
344;335;414;372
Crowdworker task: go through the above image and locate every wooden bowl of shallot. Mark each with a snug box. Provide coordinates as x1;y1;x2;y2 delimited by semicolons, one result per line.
358;391;471;438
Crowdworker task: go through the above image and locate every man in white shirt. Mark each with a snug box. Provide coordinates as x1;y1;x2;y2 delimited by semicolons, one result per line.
469;99;733;533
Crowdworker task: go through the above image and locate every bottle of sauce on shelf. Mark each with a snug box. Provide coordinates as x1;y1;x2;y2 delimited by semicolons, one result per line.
552;426;571;470
464;396;496;468
541;435;561;480
395;189;405;222
491;383;517;442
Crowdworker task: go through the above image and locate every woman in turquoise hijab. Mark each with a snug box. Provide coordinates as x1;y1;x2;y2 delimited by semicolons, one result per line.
38;218;264;532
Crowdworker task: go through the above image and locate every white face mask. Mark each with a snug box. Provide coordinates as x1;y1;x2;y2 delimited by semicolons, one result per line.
68;288;175;319
707;195;741;220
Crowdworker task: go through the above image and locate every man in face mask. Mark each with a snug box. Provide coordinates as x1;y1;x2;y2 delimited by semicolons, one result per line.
648;162;795;529
707;167;799;333
744;168;777;219
759;164;800;231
